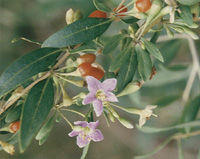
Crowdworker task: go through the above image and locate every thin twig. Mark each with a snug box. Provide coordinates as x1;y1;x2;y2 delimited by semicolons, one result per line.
0;50;69;115
60;108;85;118
0;72;51;115
57;109;74;129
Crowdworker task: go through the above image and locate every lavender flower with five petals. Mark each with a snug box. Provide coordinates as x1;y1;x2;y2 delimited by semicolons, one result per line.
68;120;104;148
83;76;118;117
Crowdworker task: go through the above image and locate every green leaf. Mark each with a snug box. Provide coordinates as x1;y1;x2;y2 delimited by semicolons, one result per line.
42;18;112;48
36;113;56;146
93;0;112;12
0;48;62;99
5;104;22;123
158;40;182;65
136;45;152;81
180;95;200;133
180;5;193;25
103;34;124;55
177;0;200;6
116;48;138;93
80;143;90;159
141;38;164;62
109;47;131;72
135;136;173;159
137;120;200;133
121;17;139;24
19;78;54;153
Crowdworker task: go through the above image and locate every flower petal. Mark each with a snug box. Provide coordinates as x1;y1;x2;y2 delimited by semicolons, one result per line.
76;134;90;148
68;130;79;137
74;121;88;127
86;76;101;93
90;129;104;142
82;92;96;105
88;120;99;130
138;116;146;128
105;92;118;102
101;78;117;91
93;100;103;117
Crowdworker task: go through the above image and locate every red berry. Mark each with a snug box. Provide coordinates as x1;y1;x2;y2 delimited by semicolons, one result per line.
88;67;105;80
79;53;96;64
9;121;20;133
78;62;105;80
136;0;151;13
89;10;107;18
113;5;128;16
78;63;92;77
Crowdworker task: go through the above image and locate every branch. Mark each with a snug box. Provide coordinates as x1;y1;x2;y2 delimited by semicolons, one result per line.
0;51;70;115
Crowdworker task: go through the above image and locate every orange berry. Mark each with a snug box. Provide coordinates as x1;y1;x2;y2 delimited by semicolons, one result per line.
79;53;96;64
9;121;20;133
113;5;128;16
88;67;105;80
78;62;105;80
78;62;92;77
89;10;107;18
136;0;151;13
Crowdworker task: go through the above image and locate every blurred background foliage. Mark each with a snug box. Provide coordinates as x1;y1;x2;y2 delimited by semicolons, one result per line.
0;0;200;158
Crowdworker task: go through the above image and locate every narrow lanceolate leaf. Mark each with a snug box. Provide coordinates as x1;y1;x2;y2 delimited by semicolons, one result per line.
137;120;200;133
42;18;112;48
0;48;62;99
19;78;54;153
177;0;200;6
116;48;138;93
103;34;124;55
141;38;164;62
136;45;152;81
109;47;131;72
36;113;56;146
179;5;193;25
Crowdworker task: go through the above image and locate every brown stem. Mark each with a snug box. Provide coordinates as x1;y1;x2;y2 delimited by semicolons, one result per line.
0;51;70;115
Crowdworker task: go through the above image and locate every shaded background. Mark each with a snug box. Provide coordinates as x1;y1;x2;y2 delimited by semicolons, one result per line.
0;0;200;159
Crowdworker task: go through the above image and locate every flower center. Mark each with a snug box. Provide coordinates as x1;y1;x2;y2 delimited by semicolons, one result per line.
96;90;106;101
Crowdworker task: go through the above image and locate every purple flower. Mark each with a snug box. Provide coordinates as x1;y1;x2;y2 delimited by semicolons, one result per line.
82;76;118;117
68;120;104;148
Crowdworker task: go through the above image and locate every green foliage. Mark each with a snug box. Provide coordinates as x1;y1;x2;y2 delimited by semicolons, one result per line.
141;38;164;62
116;48;137;93
19;78;54;153
36;113;56;145
42;18;112;48
103;34;124;55
177;0;200;6
136;45;152;81
5;104;22;123
179;5;193;25
0;48;62;98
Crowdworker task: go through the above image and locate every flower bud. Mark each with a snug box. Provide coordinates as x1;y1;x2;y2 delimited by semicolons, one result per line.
117;117;134;129
66;9;83;25
117;82;141;97
0;141;15;155
66;8;74;25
